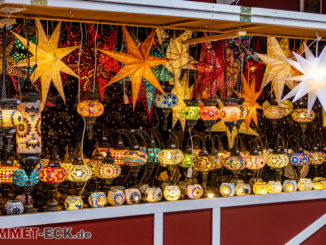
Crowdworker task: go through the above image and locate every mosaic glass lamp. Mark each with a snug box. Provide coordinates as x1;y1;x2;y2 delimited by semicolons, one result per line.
182;99;200;129
199;98;219;131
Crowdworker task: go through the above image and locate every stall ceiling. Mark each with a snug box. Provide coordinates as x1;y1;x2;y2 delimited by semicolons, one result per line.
0;0;326;40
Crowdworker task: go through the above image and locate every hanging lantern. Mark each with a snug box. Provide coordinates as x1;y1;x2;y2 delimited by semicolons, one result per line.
154;84;178;131
77;91;104;139
123;148;148;167
158;148;184;166
199;98;219;131
263;105;285;119
182;99;200;128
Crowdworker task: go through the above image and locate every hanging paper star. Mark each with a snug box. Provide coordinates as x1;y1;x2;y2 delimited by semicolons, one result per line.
13;19;79;107
282;43;326;113
99;26;167;109
171;74;193;131
164;30;197;80
234;76;263;129
192;36;223;99
256;37;294;104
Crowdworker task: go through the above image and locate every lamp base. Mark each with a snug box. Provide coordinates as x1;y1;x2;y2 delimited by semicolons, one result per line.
45;202;63;211
24;203;37;213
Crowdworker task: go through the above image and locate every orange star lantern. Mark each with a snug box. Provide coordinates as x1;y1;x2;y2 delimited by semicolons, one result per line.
99;27;167;109
234;76;262;129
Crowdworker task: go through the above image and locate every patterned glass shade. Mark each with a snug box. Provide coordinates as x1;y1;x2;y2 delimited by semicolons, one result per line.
308;151;325;165
64;196;83;210
12;168;40;187
154;93;178;109
110;149;129;165
288;152;310;166
193;155;214;172
181;106;200;120
163;185;181;201
0;166;19;184
219;106;241;122
86;159;102;175
66;164;92;182
268;181;282;193
40;166;67;184
179;153;197;168
298;178;313;191
158;149;184;166
283;180;297;192
253;181;269;195
0;108;22;128
16;102;41;154
199;106;219;121
263;105;285;119
141;147;161;164
211;152;225;170
122;150;148;166
186;184;203;199
220;183;236;197
245;155;266;170
223;153;246;171
77;100;104;118
291;109;315;123
266;153;289;169
94;163;121;179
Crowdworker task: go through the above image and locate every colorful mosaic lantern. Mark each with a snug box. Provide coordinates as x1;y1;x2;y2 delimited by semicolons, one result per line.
123;149;148;167
40;165;67;184
77;91;104;139
87;149;104;176
253;181;269;195
186;184;203;199
266;147;289;169
235;182;251;196
283;180;297;192
0;164;19;184
220;183;236;197
219;99;242;123
66;158;92;182
109;138;129;165
3;200;24;215
95;151;121;180
163;185;181;201
288;151;310;167
199;98;219;130
0;99;22;128
125;188;141;205
308;150;325;166
88;192;107;208
223;151;246;172
145;187;162;203
245;146;266;171
158;148;184;166
312;177;326;190
193;151;214;172
268;181;282;193
298;178;313;191
182;99;200;128
263;105;285;119
12;168;40;187
107;188;125;206
292;108;315;123
64;196;83;210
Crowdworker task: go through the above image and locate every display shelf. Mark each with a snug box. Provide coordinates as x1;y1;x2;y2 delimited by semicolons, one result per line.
0;190;325;229
0;0;325;39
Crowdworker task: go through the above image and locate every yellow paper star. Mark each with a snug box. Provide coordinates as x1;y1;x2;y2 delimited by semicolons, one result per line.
256;37;294;104
211;99;258;149
13;20;78;107
171;74;193;131
163;30;197;80
234;76;263;129
99;26;167;109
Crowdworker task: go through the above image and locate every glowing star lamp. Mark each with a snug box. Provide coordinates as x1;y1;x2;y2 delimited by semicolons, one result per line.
77;91;104;139
182;99;200;129
40;154;67;211
199;98;219;131
154;84;178;131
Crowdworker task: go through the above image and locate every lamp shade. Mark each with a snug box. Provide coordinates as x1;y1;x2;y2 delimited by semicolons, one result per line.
220;183;236;197
308;151;325;165
77;100;104;118
253;181;269;195
110;148;129;165
66;159;92;182
193;154;214;172
219;106;241;122
142;147;161;164
122;149;148;166
223;152;246;171
40;166;67;184
181;99;200;121
291;109;315;123
0;99;22;128
245;155;266;170
154;92;178;109
95;163;121;179
158;149;184;166
263;105;285;119
163;185;181;201
0;165;19;184
199;98;219;121
12;168;40;187
266;153;289;169
268;181;282;193
283;180;297;192
298;178;313;191
288;152;310;166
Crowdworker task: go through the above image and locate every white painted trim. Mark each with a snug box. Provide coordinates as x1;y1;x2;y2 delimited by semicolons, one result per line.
0;190;325;228
154;213;163;245
286;214;326;245
212;208;221;245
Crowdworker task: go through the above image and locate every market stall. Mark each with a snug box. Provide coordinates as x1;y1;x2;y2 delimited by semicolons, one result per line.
0;0;325;244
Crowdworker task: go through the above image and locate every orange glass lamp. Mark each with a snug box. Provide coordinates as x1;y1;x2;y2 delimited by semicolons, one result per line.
77;91;104;139
40;154;67;211
182;99;200;129
199;98;219;131
109;137;129;165
0;160;19;207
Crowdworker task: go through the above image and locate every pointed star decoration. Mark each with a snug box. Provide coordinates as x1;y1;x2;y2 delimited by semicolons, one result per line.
211;99;258;149
171;74;193;131
99;26;167;109
256;37;294;104
164;30;197;80
234;76;263;129
13;19;79;107
282;43;326;113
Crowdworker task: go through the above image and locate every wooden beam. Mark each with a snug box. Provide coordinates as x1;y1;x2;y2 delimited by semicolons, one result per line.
183;30;246;45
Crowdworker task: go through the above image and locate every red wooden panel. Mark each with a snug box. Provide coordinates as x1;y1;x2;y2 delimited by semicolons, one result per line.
164;209;212;245
11;215;153;245
303;226;326;245
221;199;326;245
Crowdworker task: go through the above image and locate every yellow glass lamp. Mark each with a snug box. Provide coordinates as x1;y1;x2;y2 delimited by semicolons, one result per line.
266;143;289;181
268;181;282;193
95;151;121;181
312;177;326;190
298;178;313;191
66;157;92;182
253;181;269;195
163;185;181;201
